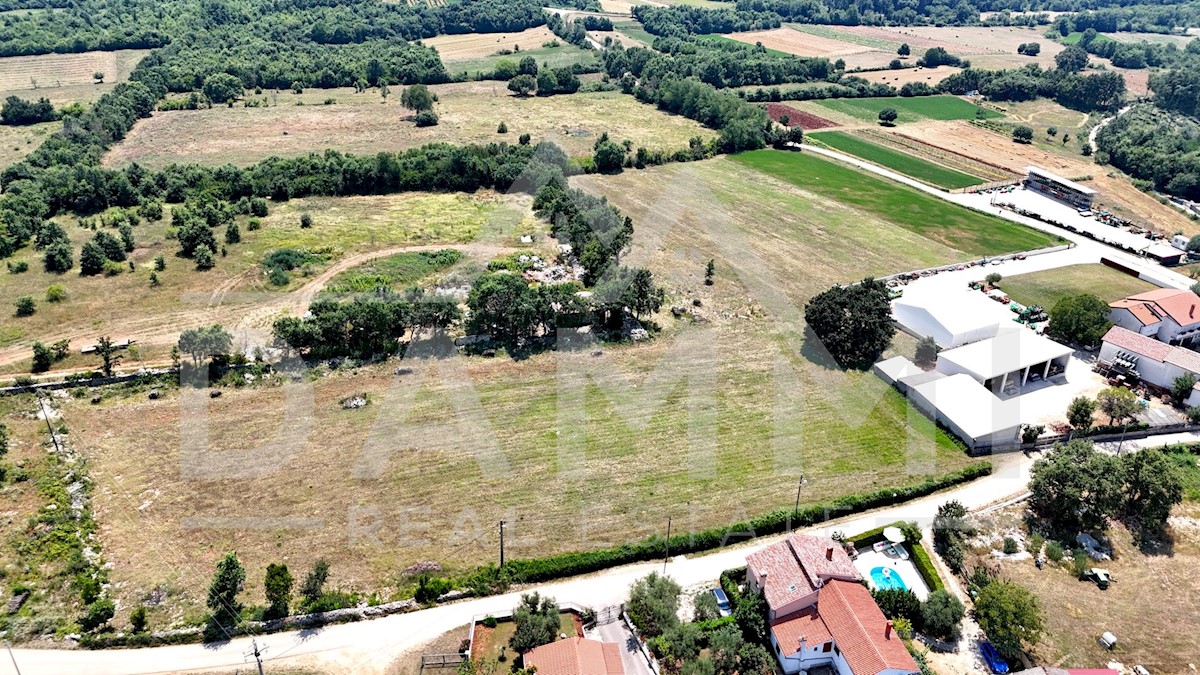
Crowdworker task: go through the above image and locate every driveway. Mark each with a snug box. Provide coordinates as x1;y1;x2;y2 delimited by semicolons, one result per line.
586;609;655;675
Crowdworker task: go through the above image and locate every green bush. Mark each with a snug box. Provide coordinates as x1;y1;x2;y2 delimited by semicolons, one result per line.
1072;550;1089;577
1027;533;1044;555
482;615;498;628
13;296;35;317
45;284;67;303
909;540;946;593
1045;541;1064;562
1003;537;1019;554
414;576;452;604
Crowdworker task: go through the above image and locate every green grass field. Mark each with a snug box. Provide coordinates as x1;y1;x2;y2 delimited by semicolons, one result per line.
808;131;985;190
696;33;793;58
814;95;1003;124
730;149;1060;255
997;263;1155;309
444;43;598;78
613;20;656;44
323;249;465;295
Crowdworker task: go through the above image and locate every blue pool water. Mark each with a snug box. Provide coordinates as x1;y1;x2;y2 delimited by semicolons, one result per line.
870;566;908;592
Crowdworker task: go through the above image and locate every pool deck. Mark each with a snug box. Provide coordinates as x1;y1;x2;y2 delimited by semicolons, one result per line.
853;547;931;601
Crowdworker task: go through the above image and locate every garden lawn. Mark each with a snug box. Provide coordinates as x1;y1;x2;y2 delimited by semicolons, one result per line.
813;95;1003;124
808;131;984;189
730;149;1060;255
997;263;1155;310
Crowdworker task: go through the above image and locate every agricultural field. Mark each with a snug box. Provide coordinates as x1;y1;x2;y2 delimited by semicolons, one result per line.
839;24;1065;71
0;191;534;373
599;0;661;11
721;26;875;60
425;27;599;78
808;130;985;189
0;119;59;169
612;20;657;45
898;120;1199;236
812;95;1001;125
0;49;150;107
102;84;717;168
997;263;1157;309
851;65;962;88
729;150;1057;254
33;153;999;626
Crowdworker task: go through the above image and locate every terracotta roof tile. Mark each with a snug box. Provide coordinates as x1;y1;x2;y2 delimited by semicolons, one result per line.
1113;289;1200;327
818;580;919;675
771;605;833;656
1102;326;1172;362
746;534;860;612
524;637;625;675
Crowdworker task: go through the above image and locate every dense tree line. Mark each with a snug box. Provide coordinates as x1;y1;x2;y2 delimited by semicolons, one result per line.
740;76;901;102
273;293;462;359
0;96;58;125
632;35;832;88
0;0;547;58
634;76;774;153
1049;4;1200;36
632;4;781;37
937;63;1125;111
1095;103;1200;200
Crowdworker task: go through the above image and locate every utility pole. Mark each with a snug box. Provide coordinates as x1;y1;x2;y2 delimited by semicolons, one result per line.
35;394;61;454
792;474;806;531
5;640;21;675
662;516;672;574
499;520;506;568
244;639;266;675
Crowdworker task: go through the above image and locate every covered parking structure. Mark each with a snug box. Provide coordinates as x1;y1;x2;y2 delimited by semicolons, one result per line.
936;329;1073;394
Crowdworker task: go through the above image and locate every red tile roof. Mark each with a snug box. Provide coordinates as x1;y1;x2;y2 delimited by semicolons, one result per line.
746;534;860;612
772;605;833;656
1102;326;1172;362
818;580;919;675
524;637;625;675
1112;288;1200;327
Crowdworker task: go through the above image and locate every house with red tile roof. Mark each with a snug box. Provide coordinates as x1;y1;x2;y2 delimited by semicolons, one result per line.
523;636;625;675
746;534;919;675
1109;288;1200;346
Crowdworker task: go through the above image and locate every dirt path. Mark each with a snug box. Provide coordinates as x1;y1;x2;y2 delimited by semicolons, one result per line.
0;242;514;371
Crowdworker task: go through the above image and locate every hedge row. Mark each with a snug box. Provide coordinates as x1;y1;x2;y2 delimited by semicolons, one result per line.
908;540;945;593
1081;421;1151;437
503;463;991;583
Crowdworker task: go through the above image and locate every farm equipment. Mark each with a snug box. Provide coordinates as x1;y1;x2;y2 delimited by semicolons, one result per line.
1017;304;1047;323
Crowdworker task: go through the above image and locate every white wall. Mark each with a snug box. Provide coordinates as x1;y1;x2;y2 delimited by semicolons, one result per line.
1109;308;1157;337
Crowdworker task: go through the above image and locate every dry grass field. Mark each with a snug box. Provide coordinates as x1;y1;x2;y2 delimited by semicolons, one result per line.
999;504;1200;672
852;65;962;87
421;26;558;60
841;24;1065;71
0;49;150;106
44;156;994;625
723;26;876;58
102;84;715;168
0;120;59;169
0;191;534;373
897;120;1198;235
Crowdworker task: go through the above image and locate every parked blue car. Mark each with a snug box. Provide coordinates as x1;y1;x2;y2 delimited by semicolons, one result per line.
710;588;732;617
980;642;1010;674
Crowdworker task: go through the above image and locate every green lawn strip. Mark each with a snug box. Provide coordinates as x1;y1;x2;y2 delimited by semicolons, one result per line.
730;149;1060;256
814;95;1003;124
997;263;1156;309
696;33;793;58
808;130;984;190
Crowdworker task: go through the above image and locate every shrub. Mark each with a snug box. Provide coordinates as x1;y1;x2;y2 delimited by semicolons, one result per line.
31;342;52;373
14;296;35;317
872;589;922;627
627;573;681;638
130;605;147;633
1003;537;1019;554
194;245;215;270
1045;541;1063;562
45;284;66;303
299;213;313;229
482;615;498;628
414;575;452;604
247;218;261;231
1027;533;1044;555
7;260;29;274
414;110;439;127
1013;125;1034;143
268;267;289;286
497;121;508;133
1072;549;1089;577
80;599;116;632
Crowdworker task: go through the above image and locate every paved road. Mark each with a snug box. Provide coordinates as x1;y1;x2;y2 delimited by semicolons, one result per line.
0;454;1034;675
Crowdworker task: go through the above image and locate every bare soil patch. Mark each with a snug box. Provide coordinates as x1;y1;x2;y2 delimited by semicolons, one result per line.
723;26;875;57
103;85;715;168
423;26;558;60
765;103;837;129
853;65;962;87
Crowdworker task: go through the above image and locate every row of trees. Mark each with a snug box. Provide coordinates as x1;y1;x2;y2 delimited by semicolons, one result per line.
604;37;832;90
0;96;58;126
273;294;462;360
937;62;1126;112
206;552;346;636
632;4;781;37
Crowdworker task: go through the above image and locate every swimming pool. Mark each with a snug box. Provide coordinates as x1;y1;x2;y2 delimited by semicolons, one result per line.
869;566;909;592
